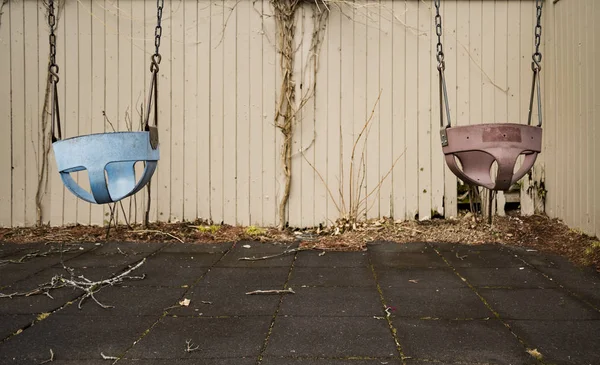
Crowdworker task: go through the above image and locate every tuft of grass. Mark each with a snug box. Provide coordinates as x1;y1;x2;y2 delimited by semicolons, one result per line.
36;312;50;321
527;348;543;360
196;225;220;234
584;241;600;256
245;226;266;236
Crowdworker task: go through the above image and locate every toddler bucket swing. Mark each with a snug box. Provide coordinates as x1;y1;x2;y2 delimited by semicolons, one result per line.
434;0;544;191
47;0;164;204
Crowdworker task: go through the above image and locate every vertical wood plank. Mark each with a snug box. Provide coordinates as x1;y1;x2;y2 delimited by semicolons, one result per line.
115;0;132;225
262;0;277;226
10;1;26;226
62;1;79;225
222;0;237;224
454;0;469;212
326;8;341;225
404;0;418;220
366;0;380;219
37;0;52;225
353;1;368;221
210;0;224;224
379;0;393;219
542;0;556;219
248;0;263;225
197;0;211;222
24;0;39;225
184;0;199;221
236;0;251;225
417;0;431;220
339;5;355;222
430;0;444;218
441;0;457;219
90;0;106;225
391;0;406;221
0;1;13;226
130;0;147;225
494;0;507;216
76;0;93;225
299;6;316;227
156;0;173;222
313;8;329;226
170;0;185;222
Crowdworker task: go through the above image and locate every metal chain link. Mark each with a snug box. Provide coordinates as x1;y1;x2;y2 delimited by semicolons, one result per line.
532;0;543;70
48;0;59;82
151;0;165;72
434;0;444;71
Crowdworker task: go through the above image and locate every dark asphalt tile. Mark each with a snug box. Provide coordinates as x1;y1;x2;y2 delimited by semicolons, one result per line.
144;252;223;268
294;250;369;267
533;266;600;307
369;252;447;269
279;286;383;316
382;287;493;319
479;288;600;320
509;248;571;268
261;358;401;365
0;287;79;315
0;315;157;362
90;242;166;255
367;241;429;253
38;361;109;365
159;242;233;253
199;267;290;287
62;252;149;268
168;285;281;316
120;359;255;364
441;249;524;268
233;241;299;252
265;316;397;358
0;254;81;287
375;268;466;289
0;243;28;258
457;267;556;288
393;319;533;364
507;320;600;365
57;286;186;316
428;242;503;252
215;249;295;268
0;314;34;339
123;259;208;287
125;316;271;359
288;267;376;287
0;266;47;288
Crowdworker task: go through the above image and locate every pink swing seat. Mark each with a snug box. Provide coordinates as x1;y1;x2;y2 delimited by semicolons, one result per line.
441;123;542;191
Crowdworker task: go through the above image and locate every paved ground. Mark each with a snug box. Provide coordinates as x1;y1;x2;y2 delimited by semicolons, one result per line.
0;240;599;365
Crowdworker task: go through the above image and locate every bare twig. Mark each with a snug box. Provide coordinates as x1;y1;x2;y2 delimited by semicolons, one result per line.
133;230;184;243
238;247;306;261
100;352;118;360
185;339;200;353
0;259;147;310
0;247;80;266
246;288;296;295
38;349;54;364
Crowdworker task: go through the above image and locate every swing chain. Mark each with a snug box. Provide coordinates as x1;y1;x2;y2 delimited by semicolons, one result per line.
47;0;59;81
532;0;543;70
434;0;444;71
151;0;164;73
434;0;451;131
528;0;544;127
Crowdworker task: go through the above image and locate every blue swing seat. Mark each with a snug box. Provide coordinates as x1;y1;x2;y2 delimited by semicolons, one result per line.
53;131;160;204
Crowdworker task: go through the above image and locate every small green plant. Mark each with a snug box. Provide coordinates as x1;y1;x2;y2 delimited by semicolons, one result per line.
584;241;600;256
196;225;220;234
245;226;266;236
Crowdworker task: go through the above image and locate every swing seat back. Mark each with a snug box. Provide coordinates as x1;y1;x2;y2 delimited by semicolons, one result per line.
441;124;542;191
53;131;160;204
